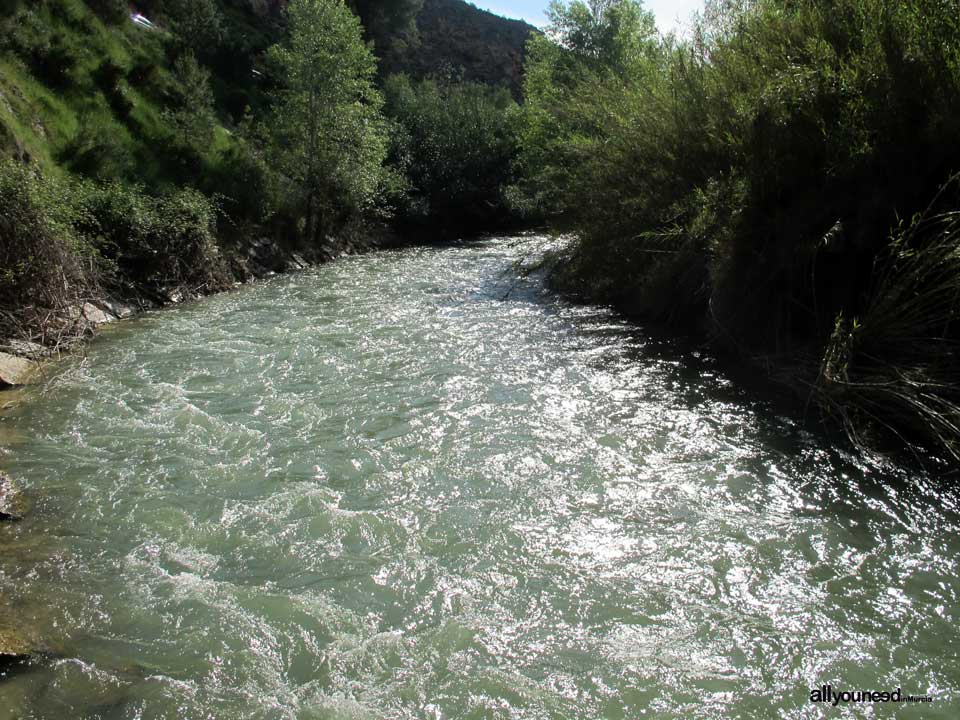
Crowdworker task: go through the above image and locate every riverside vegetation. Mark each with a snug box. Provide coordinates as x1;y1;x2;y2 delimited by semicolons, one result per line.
514;0;960;465
0;0;529;345
3;0;960;465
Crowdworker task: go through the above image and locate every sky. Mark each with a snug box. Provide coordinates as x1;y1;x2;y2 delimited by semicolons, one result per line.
471;0;706;35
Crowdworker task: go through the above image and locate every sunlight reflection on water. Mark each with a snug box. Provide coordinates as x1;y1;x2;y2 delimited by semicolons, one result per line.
0;235;958;718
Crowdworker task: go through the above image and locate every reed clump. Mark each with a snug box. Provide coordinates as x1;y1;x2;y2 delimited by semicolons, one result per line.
817;199;960;462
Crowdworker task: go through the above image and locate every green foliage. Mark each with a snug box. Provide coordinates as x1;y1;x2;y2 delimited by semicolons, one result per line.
76;181;222;289
62;111;136;178
136;0;225;54
384;73;521;231
163;54;217;167
209;128;279;230
0;159;95;318
166;0;225;54
86;0;126;24
265;0;388;243
545;0;656;71
520;0;960;458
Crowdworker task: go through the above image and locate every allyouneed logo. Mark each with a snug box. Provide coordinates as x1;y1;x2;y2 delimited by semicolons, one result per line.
809;685;933;707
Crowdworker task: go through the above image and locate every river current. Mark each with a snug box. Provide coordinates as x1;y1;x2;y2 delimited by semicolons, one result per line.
0;236;958;718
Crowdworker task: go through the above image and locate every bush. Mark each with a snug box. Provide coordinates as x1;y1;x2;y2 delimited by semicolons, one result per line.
0;159;98;337
76;182;223;291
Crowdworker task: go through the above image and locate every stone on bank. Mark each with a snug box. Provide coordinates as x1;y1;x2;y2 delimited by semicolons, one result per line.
0;353;36;388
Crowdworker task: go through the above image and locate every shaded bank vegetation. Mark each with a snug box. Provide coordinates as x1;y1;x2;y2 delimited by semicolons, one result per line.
515;0;960;463
384;74;521;233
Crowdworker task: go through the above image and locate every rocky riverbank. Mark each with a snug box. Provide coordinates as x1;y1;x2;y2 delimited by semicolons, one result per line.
0;226;403;390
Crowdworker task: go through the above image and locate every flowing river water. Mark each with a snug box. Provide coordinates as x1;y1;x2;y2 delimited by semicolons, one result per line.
0;236;958;718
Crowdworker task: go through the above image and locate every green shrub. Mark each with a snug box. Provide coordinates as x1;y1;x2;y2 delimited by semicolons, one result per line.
76;181;223;290
0;159;98;335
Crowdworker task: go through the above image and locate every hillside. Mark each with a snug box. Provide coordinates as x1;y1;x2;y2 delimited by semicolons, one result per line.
0;0;530;351
381;0;537;97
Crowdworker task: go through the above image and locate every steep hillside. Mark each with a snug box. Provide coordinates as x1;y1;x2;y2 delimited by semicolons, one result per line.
381;0;537;96
213;0;536;94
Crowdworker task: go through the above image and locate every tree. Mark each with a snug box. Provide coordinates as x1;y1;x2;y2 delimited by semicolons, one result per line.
164;54;217;162
516;0;660;217
545;0;656;72
383;74;520;230
266;0;388;243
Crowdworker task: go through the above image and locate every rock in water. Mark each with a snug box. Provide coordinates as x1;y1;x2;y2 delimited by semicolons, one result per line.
0;619;40;678
0;353;36;387
0;473;28;522
97;298;136;320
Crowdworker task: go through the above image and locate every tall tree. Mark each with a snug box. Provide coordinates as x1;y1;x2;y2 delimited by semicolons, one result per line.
267;0;388;243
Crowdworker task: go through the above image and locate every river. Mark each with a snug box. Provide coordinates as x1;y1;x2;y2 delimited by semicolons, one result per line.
0;236;957;718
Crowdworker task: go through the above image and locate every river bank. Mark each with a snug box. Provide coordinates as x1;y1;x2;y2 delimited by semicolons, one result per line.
0;222;408;388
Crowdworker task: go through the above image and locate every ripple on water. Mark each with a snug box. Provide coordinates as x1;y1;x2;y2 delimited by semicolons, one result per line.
1;237;959;718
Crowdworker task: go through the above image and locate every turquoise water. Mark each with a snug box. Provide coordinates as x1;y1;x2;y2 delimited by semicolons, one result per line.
0;236;958;718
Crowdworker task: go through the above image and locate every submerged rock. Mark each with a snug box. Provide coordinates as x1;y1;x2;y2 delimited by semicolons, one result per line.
0;609;46;678
0;473;28;521
0;625;32;658
0;353;37;387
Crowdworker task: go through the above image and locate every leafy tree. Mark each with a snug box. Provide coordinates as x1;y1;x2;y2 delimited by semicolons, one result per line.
383;74;521;231
517;0;659;218
266;0;388;243
164;54;217;163
545;0;655;71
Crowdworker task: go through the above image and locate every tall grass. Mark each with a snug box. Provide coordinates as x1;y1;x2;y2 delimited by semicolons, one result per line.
817;193;960;462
